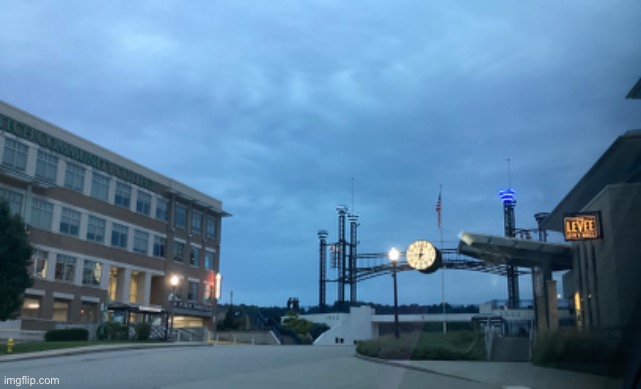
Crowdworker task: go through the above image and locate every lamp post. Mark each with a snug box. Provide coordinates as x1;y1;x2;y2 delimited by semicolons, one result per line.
170;275;179;341
389;247;400;338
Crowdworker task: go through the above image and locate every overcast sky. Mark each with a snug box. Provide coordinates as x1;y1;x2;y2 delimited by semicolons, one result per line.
1;1;640;308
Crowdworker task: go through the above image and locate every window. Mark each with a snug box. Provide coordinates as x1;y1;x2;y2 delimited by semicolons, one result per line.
86;215;106;243
190;246;201;267
188;281;198;301
111;223;129;249
206;216;217;239
59;207;81;236
35;150;58;183
53;300;70;321
175;204;187;228
133;230;149;254
192;211;202;234
153;236;166;258
64;162;85;192
0;188;23;215
173;241;185;262
22;297;41;318
80;303;98;323
55;254;76;283
204;251;215;270
33;249;48;278
30;198;53;230
136;191;151;216
155;197;168;221
114;182;131;208
204;284;213;303
91;172;110;201
2;138;28;171
82;260;102;287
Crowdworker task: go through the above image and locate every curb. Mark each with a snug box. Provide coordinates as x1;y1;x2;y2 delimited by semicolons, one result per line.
354;353;484;384
0;342;211;363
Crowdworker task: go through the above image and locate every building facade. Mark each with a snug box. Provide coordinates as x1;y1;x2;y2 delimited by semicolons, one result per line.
541;130;641;333
0;100;229;333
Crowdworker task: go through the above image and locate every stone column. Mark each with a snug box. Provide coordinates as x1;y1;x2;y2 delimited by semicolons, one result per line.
546;280;559;331
116;268;131;303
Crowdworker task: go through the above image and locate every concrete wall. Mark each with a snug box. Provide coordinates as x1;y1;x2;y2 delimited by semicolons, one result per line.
214;331;279;345
306;308;479;345
308;306;375;345
0;320;45;341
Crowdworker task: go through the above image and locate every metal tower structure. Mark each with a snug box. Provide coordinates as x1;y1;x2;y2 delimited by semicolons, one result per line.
336;206;348;303
317;230;328;311
348;214;359;304
499;188;519;308
534;212;549;242
317;205;535;308
318;206;360;308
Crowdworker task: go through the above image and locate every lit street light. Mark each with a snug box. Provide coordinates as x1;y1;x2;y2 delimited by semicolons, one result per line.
170;275;179;341
388;247;400;339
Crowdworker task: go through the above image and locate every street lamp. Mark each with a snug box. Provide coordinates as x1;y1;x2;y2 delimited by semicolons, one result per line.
170;275;179;341
388;247;400;338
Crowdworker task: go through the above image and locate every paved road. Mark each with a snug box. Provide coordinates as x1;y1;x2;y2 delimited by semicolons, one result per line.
0;345;495;389
0;344;624;389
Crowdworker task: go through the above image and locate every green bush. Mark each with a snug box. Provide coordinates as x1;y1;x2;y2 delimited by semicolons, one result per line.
134;322;152;341
96;322;131;341
309;323;331;340
356;331;485;361
533;329;627;377
45;328;89;342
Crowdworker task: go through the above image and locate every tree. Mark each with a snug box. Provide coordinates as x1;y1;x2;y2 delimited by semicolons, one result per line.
218;304;239;330
0;199;33;321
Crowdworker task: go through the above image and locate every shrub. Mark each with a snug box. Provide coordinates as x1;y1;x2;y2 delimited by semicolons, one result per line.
533;329;627;377
45;328;89;342
309;323;331;340
356;331;485;361
134;322;152;341
96;322;131;341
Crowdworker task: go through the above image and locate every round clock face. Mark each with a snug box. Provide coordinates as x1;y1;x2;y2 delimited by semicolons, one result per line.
406;240;437;270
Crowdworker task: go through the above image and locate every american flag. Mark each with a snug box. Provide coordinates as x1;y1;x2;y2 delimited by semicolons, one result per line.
436;188;442;229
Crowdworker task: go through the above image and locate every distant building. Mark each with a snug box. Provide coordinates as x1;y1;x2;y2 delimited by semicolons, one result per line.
0;101;230;335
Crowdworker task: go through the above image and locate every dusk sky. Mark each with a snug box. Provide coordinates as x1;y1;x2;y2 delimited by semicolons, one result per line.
1;1;640;308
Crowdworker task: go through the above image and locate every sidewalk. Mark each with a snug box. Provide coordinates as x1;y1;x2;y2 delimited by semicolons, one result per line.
0;342;211;363
357;356;624;389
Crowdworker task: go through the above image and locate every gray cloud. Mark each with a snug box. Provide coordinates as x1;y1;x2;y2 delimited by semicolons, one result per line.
1;0;640;307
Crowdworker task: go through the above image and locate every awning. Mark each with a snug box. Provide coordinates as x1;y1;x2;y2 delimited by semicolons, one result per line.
458;232;572;271
541;130;641;232
107;302;166;314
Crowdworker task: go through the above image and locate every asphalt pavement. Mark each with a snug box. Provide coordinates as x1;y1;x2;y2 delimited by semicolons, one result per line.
0;343;626;389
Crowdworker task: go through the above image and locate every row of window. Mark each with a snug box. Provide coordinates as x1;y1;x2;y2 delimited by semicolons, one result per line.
32;249;214;304
33;250;102;287
21;297;97;322
2;137;218;238
0;187;216;270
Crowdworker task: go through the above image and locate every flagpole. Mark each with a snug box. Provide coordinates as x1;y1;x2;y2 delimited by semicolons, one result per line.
438;185;447;334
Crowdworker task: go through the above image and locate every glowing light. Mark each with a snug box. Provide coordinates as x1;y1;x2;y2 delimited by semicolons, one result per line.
388;247;400;263
215;273;222;300
498;189;516;205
